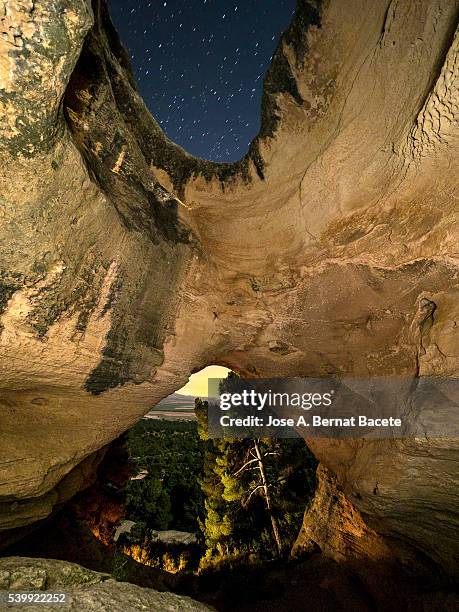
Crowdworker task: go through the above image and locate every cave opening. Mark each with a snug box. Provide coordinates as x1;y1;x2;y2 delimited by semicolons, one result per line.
115;365;318;578
4;366;319;609
108;0;297;162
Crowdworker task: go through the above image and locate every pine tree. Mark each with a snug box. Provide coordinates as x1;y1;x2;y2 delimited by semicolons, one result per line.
194;387;318;565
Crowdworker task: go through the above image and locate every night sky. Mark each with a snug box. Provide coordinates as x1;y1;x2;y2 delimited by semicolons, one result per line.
108;0;296;162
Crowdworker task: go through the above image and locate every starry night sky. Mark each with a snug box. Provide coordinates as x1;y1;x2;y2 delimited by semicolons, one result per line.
108;0;296;162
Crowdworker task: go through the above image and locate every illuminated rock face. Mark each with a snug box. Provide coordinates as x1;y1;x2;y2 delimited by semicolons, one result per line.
0;0;458;578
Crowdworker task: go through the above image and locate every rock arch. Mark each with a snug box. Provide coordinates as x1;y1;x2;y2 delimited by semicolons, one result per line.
0;0;458;578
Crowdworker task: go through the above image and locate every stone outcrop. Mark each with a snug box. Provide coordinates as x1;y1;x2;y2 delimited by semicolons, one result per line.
293;465;394;566
0;0;458;584
292;464;416;605
0;557;213;611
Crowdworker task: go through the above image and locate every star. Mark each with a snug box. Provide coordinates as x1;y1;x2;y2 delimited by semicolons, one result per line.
109;0;296;162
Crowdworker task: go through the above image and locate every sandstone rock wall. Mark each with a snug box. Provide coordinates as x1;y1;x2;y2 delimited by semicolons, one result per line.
0;0;458;580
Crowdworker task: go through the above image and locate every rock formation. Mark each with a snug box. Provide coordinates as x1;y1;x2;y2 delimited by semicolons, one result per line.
0;0;458;586
0;557;212;610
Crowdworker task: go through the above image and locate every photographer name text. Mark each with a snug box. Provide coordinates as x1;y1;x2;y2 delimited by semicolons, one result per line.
219;415;402;428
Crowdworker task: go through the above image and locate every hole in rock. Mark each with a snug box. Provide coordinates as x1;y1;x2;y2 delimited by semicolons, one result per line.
5;366;318;609
108;0;296;161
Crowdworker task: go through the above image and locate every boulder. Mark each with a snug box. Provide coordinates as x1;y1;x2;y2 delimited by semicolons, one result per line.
0;557;213;611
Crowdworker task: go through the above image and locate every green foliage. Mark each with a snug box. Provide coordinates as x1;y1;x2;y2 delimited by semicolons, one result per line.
126;476;172;529
195;376;318;567
112;549;130;582
194;398;209;440
124;419;204;533
204;503;233;541
122;388;317;575
221;472;244;503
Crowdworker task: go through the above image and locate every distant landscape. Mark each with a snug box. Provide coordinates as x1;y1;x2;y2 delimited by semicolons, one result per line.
146;393;197;420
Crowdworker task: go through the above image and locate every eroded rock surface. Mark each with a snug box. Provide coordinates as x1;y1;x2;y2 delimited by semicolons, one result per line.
0;0;458;583
293;465;393;565
0;557;213;611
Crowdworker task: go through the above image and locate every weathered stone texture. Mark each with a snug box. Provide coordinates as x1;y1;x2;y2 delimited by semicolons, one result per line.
0;0;458;583
0;557;213;611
